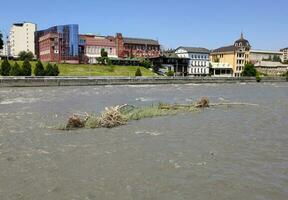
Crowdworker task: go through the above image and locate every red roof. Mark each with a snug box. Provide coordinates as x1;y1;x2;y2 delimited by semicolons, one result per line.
80;35;116;47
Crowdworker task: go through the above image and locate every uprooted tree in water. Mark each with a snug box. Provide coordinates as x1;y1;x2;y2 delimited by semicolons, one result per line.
61;97;258;130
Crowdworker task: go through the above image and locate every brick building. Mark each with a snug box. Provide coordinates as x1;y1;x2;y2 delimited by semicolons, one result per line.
39;33;62;62
79;34;117;64
36;24;79;63
115;33;160;58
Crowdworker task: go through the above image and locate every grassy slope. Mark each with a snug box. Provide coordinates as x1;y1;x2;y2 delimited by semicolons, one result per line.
0;61;155;76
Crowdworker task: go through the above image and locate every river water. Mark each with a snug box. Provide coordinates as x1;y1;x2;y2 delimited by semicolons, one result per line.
0;83;287;200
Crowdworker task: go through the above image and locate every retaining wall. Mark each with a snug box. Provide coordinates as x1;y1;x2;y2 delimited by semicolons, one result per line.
0;76;286;87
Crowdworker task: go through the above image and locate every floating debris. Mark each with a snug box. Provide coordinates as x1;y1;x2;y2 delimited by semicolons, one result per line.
60;97;259;130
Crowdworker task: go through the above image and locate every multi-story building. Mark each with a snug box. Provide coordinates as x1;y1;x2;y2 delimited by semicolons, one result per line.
175;47;210;76
79;34;117;64
115;33;160;58
281;47;288;62
250;50;283;63
9;22;37;57
36;24;79;63
38;33;62;62
211;33;251;77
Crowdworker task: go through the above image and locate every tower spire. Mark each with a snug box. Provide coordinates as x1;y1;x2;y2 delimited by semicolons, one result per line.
240;32;244;39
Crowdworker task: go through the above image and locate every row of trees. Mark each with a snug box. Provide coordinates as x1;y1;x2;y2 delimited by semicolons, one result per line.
0;60;59;76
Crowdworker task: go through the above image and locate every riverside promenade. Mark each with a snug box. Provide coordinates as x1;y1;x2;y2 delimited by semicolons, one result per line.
0;76;286;87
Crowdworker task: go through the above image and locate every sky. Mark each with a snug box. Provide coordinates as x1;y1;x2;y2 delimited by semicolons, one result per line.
1;0;287;50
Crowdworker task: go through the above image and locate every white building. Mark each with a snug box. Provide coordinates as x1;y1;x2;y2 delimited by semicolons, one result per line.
175;47;210;76
281;47;288;63
9;22;37;57
250;50;283;63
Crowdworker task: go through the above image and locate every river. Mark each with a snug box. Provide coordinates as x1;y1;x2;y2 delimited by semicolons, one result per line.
0;83;287;200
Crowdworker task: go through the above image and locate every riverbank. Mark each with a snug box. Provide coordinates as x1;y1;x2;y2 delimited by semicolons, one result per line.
0;61;155;76
0;76;286;87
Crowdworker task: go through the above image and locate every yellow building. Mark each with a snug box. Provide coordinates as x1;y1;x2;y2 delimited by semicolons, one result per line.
210;33;250;77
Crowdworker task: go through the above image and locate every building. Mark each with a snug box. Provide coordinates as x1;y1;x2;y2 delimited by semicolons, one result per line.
38;33;62;62
250;50;283;63
175;47;210;76
281;47;288;63
211;33;251;77
254;61;287;76
115;33;160;58
210;62;233;77
79;34;117;64
9;22;37;57
150;52;190;76
36;24;79;63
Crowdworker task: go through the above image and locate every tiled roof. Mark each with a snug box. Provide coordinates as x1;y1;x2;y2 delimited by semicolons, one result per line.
177;47;210;53
80;35;116;47
211;45;238;53
123;37;159;45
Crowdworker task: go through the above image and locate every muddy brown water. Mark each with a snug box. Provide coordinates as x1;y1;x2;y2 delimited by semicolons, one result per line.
0;83;288;200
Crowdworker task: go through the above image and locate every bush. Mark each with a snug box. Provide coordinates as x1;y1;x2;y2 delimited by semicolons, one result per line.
256;74;261;82
166;69;174;76
18;51;34;61
45;63;54;76
34;61;45;76
140;59;152;69
9;62;22;76
135;67;142;76
21;59;32;76
53;64;60;76
242;63;256;77
0;59;11;76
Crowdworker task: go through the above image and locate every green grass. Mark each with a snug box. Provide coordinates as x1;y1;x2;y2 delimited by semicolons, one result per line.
0;60;156;76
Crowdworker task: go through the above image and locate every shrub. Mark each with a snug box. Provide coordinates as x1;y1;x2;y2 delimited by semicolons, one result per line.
21;59;32;76
53;64;60;76
45;63;54;76
135;67;142;76
9;62;22;76
242;63;256;77
0;59;11;76
166;69;174;76
34;61;45;76
140;59;152;69
256;74;261;82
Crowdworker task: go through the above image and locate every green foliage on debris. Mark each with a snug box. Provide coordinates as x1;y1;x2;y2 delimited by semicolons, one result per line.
61;97;210;130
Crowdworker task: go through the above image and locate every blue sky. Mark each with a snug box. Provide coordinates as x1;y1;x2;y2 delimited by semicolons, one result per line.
1;0;287;50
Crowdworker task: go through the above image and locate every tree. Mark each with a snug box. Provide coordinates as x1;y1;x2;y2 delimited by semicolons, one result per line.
242;63;256;77
53;64;60;76
21;59;32;76
135;67;142;76
96;49;109;65
0;32;3;50
140;59;152;69
272;55;281;62
0;59;11;76
45;63;54;76
9;62;22;76
101;48;108;58
18;51;34;61
34;61;45;76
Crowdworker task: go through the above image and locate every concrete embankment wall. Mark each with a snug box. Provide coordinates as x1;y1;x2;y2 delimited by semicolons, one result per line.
0;76;286;87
